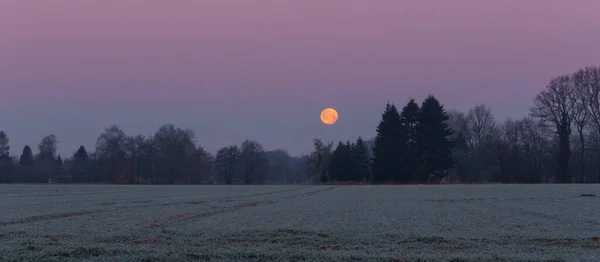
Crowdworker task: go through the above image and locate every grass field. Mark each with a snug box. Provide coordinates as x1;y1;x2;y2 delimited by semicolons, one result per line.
1;184;599;261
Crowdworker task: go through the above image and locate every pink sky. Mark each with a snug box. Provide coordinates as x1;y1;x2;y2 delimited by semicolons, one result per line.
1;0;600;156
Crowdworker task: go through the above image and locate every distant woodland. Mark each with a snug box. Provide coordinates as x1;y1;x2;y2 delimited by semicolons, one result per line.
1;66;600;184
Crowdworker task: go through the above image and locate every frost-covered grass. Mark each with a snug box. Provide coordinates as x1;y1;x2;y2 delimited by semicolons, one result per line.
1;184;599;261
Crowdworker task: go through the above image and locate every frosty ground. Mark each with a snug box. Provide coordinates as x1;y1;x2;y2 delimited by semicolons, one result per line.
0;184;599;261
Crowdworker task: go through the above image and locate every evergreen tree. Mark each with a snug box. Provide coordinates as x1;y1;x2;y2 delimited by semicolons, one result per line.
329;141;368;182
344;141;358;181
400;99;421;182
71;146;92;182
19;145;35;167
415;95;454;182
371;103;405;183
353;137;372;182
329;142;346;181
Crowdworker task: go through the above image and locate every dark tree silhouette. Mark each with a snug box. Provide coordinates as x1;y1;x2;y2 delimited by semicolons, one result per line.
35;135;61;182
371;103;404;183
329;141;353;182
71;146;92;183
19;145;34;167
572;66;600;182
2;66;600;185
0;131;11;182
215;145;240;184
240;139;268;184
530;75;575;183
400;99;420;182
96;125;127;183
153;124;197;184
0;131;10;158
353;137;372;182
415;95;453;182
307;139;334;183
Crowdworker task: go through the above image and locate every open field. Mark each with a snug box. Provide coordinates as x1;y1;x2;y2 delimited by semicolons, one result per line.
1;184;599;261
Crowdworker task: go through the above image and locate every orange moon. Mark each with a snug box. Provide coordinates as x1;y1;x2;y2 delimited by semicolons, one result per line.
320;108;339;125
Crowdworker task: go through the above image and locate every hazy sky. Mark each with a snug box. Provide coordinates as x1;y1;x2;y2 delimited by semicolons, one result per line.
1;0;600;157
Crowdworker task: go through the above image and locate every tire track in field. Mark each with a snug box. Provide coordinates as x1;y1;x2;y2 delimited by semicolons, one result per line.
0;187;158;200
141;186;338;229
0;210;103;227
1;186;314;226
218;185;311;201
129;186;339;246
2;186;310;209
0;186;336;243
288;186;337;199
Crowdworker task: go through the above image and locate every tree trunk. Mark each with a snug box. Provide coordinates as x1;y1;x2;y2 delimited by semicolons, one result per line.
557;129;571;183
579;130;585;183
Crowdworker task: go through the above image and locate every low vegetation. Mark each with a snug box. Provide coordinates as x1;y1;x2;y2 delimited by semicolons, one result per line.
1;184;599;261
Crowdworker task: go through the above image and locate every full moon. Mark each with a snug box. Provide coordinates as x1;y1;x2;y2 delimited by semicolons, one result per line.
320;108;339;125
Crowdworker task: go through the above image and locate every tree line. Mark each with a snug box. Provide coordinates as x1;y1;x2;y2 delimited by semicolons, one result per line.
0;124;308;184
1;65;599;184
449;66;600;183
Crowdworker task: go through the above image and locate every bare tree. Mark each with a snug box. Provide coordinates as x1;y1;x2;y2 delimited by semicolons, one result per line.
500;118;522;183
530;75;575;183
192;145;214;184
518;117;548;183
585;129;600;183
153;124;196;184
572;66;600;182
37;134;59;166
307;139;334;183
492;117;551;183
38;134;58;158
573;66;600;131
215;145;239;184
0;131;11;182
239;139;268;184
466;104;496;151
96;125;127;158
447;109;469;142
34;134;61;181
569;86;588;182
0;131;9;158
447;105;496;182
96;125;127;183
446;110;469;182
125;135;147;184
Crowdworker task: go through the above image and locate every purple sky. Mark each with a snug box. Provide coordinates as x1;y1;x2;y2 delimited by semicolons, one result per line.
1;0;600;157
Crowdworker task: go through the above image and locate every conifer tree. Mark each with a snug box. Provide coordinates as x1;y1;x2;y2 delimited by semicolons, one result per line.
415;95;454;182
344;141;358;181
71;146;92;182
400;99;421;182
19;145;35;167
329;142;347;182
372;103;404;183
353;137;372;182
